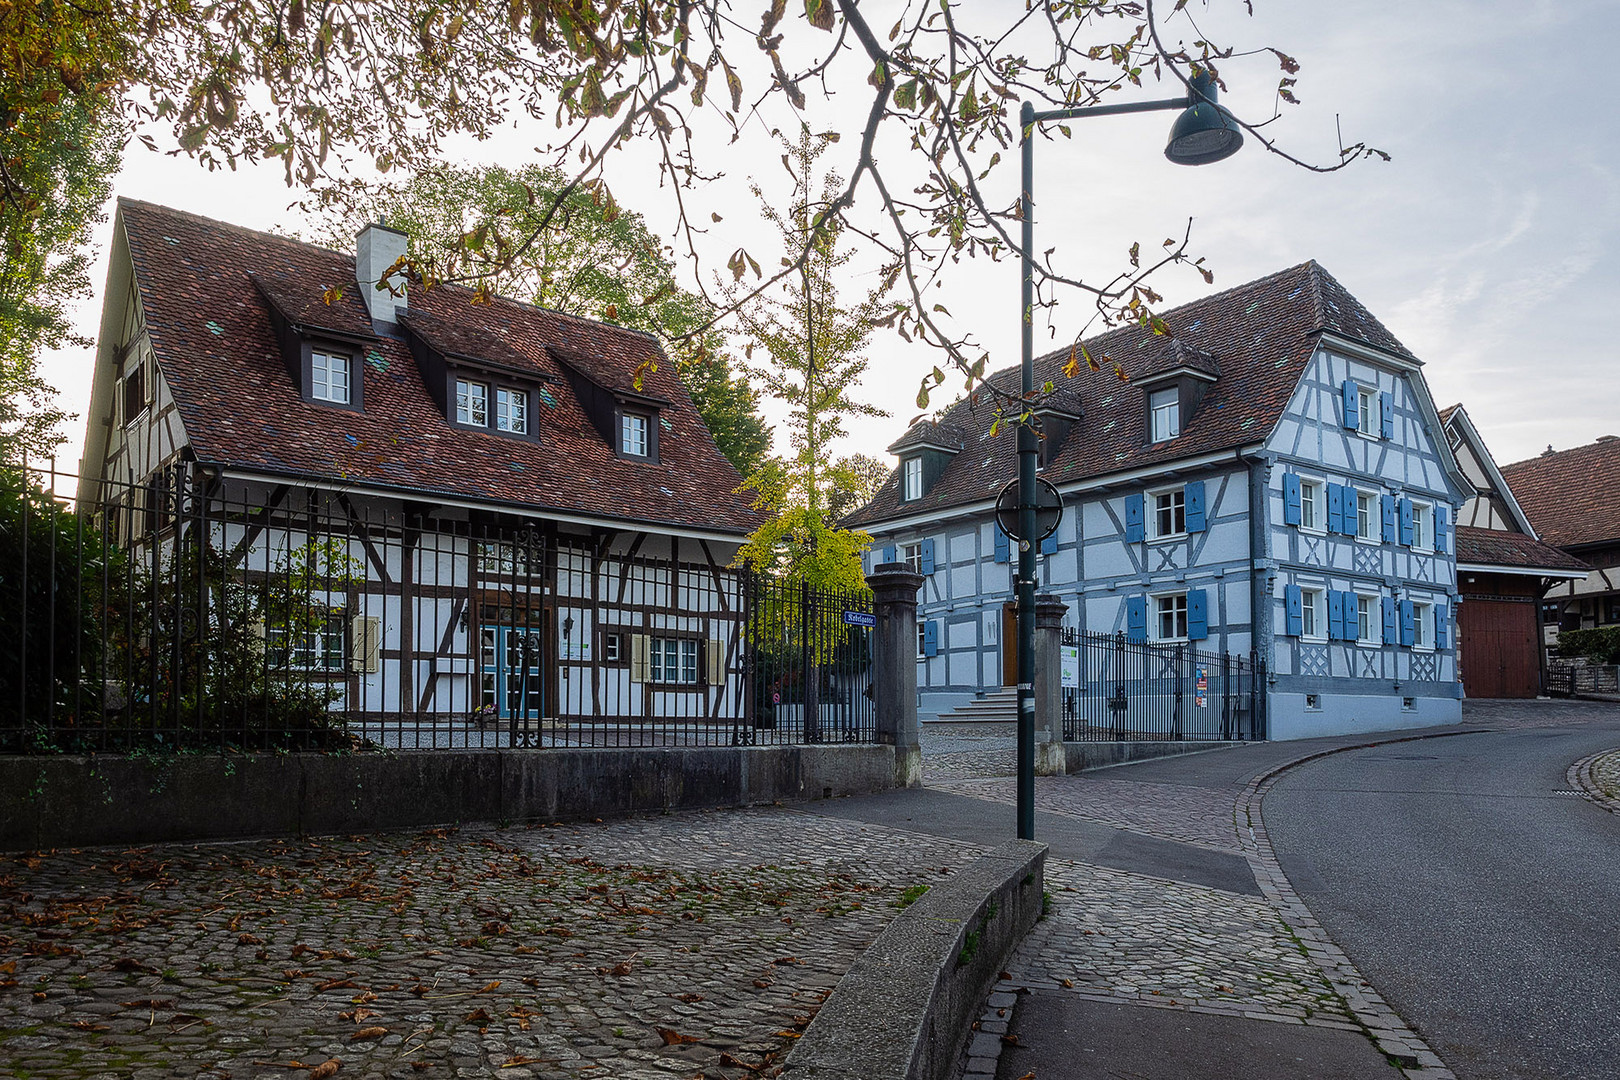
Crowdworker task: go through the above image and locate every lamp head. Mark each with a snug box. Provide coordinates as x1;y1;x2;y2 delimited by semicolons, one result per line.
1165;71;1244;166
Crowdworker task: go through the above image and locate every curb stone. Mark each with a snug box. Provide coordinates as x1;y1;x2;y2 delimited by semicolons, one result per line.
1568;748;1620;814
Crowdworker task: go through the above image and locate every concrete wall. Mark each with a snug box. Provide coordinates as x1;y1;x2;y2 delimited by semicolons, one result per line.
0;745;900;851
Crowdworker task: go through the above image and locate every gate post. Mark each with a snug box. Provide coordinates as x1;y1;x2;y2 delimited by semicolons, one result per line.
869;563;924;787
1033;594;1069;776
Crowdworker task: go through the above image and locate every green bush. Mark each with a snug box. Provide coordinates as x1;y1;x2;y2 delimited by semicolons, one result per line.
1557;626;1620;665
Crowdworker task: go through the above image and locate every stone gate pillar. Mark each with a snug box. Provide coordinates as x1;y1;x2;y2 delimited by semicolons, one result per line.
1033;594;1069;776
869;563;924;788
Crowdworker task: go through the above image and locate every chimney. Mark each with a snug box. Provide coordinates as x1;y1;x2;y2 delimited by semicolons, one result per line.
355;220;409;328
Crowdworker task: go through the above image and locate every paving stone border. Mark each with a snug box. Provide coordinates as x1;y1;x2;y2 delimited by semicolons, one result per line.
1568;747;1620;814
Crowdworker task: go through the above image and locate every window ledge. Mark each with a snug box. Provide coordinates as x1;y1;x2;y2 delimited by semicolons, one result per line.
1147;533;1188;545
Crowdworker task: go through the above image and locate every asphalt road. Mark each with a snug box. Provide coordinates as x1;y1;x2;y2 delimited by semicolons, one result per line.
1265;719;1620;1080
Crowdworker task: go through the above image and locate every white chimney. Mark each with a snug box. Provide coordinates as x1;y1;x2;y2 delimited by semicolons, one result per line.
355;220;409;327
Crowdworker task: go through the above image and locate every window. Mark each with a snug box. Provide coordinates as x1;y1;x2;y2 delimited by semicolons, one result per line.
1357;386;1377;437
1299;479;1322;532
1155;593;1188;642
1411;503;1431;551
902;456;923;501
1149;388;1180;442
496;387;528;434
899;541;923;573
1412;601;1432;649
122;365;147;425
456;379;489;426
266;611;346;671
1305;693;1322;711
650;637;699;684
311;351;351;404
1402;696;1417;711
1356;490;1377;541
917;623;927;658
1152;488;1187;539
1356;594;1377;645
478;541;538;576
603;632;624;664
1300;587;1325;639
621;413;650;457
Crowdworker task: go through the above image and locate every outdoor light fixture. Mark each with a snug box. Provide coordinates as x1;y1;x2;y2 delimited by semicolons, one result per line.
1164;72;1245;166
1013;72;1243;842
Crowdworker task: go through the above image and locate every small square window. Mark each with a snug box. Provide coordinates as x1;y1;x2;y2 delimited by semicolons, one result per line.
1152;488;1186;539
496;387;528;434
621;413;650;457
311;351;351;404
1155;593;1188;642
899;541;923;573
456;379;489;426
1299;479;1323;532
1356;490;1377;541
1149;388;1180;442
902;457;923;501
1402;696;1417;712
603;632;623;663
1305;693;1322;711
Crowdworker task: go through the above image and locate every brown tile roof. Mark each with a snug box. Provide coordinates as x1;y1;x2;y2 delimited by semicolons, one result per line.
848;260;1411;528
1455;526;1588;573
118;198;757;536
1501;436;1620;549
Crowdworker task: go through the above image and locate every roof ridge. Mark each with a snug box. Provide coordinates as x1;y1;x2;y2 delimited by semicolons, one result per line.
118;196;353;263
1501;434;1620;472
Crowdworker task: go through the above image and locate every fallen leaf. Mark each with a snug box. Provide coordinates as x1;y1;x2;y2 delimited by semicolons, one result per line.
308;1061;341;1079
656;1027;702;1045
998;971;1013;980
238;933;265;945
316;978;357;993
338;1008;378;1023
119;998;175;1009
111;958;154;973
752;979;772;989
465;1007;492;1024
1001;1034;1021;1046
350;1027;387;1041
773;957;803;966
674;993;704;1003
719;1052;761;1071
350;991;377;1005
1059;978;1074;989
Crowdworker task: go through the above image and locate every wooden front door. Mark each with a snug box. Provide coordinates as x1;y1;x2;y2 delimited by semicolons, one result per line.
1459;598;1540;699
1001;604;1018;687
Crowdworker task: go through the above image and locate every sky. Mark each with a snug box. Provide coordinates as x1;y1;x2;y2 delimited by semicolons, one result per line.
40;0;1620;478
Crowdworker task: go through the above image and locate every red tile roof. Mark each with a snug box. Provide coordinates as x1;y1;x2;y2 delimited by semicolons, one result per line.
848;261;1411;527
1454;526;1588;573
118;198;757;536
1500;436;1620;549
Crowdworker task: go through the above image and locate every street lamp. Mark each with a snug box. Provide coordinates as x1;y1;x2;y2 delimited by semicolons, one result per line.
1014;72;1242;841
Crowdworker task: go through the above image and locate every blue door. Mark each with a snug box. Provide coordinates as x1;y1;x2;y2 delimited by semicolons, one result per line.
479;625;546;719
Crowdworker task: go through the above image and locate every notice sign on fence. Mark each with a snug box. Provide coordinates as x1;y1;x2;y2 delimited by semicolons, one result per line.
1196;666;1208;708
1060;645;1081;688
842;610;877;628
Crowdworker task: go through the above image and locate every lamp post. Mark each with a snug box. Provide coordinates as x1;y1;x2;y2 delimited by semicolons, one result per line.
1014;73;1243;841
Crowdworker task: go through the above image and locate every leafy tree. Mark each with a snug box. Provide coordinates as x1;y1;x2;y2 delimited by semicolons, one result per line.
826;453;892;523
317;165;770;477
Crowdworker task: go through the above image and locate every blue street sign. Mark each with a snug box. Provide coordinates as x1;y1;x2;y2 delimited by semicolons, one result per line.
842;610;877;628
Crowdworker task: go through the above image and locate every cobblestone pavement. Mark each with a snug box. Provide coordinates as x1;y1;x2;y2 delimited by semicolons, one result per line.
933;774;1241;852
1570;746;1620;813
919;724;1015;783
0;811;980;1080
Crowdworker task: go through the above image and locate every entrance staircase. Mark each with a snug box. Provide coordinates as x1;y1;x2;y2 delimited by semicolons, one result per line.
932;689;1019;724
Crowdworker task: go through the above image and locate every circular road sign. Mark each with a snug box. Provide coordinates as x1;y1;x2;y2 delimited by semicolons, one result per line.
995;477;1063;542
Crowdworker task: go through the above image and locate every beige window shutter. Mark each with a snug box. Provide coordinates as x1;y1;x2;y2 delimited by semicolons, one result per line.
351;614;381;674
630;633;650;682
705;639;724;684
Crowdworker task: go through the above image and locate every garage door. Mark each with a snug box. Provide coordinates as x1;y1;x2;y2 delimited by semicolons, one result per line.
1458;598;1540;698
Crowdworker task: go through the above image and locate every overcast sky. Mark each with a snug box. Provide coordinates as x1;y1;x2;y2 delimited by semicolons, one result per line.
42;0;1619;477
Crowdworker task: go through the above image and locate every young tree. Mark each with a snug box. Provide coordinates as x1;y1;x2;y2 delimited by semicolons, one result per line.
315;165;771;477
825;453;892;523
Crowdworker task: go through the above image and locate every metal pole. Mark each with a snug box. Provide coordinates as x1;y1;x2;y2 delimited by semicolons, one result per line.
1016;101;1037;841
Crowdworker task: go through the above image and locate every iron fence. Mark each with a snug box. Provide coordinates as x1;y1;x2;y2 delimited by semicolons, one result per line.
1061;628;1265;741
0;460;875;753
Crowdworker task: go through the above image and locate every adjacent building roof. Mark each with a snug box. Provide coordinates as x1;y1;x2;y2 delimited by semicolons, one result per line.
116;199;756;536
848;260;1412;528
1501;436;1620;549
1455;526;1589;574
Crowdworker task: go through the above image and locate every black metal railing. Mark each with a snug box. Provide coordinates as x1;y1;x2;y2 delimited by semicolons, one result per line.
1061;627;1265;741
0;460;876;753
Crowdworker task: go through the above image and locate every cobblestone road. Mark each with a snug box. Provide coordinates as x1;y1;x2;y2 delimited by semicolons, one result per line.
0;812;979;1080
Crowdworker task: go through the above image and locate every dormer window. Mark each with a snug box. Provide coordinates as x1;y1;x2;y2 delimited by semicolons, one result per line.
1149;388;1180;442
902;457;923;501
496;387;528;434
455;379;489;426
311;350;352;405
621;412;650;457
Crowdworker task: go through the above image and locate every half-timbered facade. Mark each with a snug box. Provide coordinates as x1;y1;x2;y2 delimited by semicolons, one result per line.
848;262;1473;739
77;200;758;738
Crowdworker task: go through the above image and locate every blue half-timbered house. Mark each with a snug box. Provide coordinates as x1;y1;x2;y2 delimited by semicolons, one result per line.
847;262;1472;739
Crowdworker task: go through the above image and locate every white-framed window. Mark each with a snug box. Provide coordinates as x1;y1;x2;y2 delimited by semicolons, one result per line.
902;456;923;501
1357;386;1378;437
1411;502;1431;551
650;637;699;684
899;541;923;573
1305;693;1322;711
1300;587;1325;640
603;632;624;663
621;413;650;457
477;541;537;576
266;610;346;671
1356;593;1378;645
1151;487;1187;540
311;351;351;404
1299;478;1323;532
496;387;528;434
1154;592;1188;642
456;379;489;426
1412;600;1433;650
1149;388;1180;442
1356;489;1377;542
917;623;926;658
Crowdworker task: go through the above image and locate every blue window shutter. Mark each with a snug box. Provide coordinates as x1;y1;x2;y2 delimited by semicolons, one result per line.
881;544;896;565
923;620;939;657
1040;528;1057;555
1124;492;1145;543
993;524;1009;563
1398;498;1414;546
1382;494;1398;544
1380;391;1394;440
1399;599;1415;647
1187;589;1208;640
1342;379;1359;429
1435;506;1450;554
1435;602;1449;648
920;538;936;575
1285;585;1303;637
1383;596;1398;645
1326;484;1343;534
1126;596;1147;643
1283;473;1302;526
1184;480;1207;533
1327;590;1345;641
